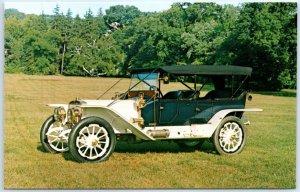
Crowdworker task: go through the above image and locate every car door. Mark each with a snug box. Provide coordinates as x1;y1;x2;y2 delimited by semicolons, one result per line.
190;99;213;124
158;99;213;125
158;99;179;125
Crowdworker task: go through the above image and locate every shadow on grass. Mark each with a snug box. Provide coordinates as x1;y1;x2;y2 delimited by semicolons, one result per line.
37;145;48;153
37;144;79;162
62;152;78;162
37;140;218;163
114;140;217;154
59;141;218;163
253;89;296;97
115;141;181;153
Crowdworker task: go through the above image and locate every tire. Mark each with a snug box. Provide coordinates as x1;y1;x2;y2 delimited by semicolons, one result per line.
40;116;69;153
212;116;246;155
68;116;116;163
176;139;205;151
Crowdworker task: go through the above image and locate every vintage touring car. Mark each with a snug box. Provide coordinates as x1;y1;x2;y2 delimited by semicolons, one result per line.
40;65;262;163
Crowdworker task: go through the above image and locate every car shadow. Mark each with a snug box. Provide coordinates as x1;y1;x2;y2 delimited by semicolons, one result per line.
59;141;218;163
36;144;48;153
200;141;218;155
36;143;78;162
62;152;78;162
37;140;218;163
114;141;181;154
114;140;217;154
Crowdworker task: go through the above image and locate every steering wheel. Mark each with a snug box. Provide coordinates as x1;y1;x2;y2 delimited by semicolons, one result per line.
149;85;157;91
149;85;163;98
149;85;163;97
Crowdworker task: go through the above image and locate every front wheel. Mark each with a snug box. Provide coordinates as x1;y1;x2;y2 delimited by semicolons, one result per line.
68;117;116;163
40;116;69;153
212;116;246;155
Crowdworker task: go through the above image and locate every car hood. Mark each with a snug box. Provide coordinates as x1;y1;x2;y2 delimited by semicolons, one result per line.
80;99;115;107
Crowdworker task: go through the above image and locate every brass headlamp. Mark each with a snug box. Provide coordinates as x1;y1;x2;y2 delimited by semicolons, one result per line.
67;106;83;124
53;107;66;122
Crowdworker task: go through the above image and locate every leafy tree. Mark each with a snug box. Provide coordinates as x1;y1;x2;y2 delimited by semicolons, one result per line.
4;16;25;70
104;5;142;26
220;3;297;90
20;29;61;74
4;8;25;19
4;2;297;91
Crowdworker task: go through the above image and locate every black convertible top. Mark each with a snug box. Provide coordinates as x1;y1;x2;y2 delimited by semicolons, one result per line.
130;65;252;76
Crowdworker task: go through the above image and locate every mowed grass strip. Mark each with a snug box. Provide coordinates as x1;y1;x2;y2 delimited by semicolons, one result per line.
4;74;296;189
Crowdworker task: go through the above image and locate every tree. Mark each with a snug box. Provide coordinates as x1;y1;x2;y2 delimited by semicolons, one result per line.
220;3;297;90
104;5;142;26
4;2;297;90
20;29;61;74
4;8;25;19
4;16;26;71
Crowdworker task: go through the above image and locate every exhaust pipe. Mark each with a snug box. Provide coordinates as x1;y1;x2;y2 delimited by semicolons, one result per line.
147;129;170;138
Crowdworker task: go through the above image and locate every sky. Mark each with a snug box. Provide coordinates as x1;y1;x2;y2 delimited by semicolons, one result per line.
4;0;244;17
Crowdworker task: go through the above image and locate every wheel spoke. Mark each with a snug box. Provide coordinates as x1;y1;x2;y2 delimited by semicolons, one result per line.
94;148;99;156
89;148;93;158
49;137;59;143
92;126;95;135
86;126;90;135
83;147;89;155
98;134;106;140
96;144;104;150
95;128;102;136
230;143;234;150
82;134;88;140
79;144;87;149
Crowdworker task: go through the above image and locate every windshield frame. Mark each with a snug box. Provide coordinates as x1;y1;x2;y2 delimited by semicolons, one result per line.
129;72;159;91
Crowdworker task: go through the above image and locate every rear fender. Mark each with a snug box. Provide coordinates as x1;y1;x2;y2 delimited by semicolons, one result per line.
204;108;263;137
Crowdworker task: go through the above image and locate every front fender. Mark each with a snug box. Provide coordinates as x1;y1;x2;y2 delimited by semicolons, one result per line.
81;105;154;141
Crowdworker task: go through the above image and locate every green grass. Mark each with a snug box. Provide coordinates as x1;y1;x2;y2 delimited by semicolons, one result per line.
253;89;296;97
4;74;296;189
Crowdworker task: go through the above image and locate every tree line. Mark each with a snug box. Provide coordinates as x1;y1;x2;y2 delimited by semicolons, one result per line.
4;2;297;91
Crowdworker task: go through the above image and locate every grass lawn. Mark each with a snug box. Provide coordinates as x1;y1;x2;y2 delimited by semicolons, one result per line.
4;74;296;189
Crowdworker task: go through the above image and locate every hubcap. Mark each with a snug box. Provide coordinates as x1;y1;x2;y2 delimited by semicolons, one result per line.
76;124;110;160
86;135;99;147
218;122;243;153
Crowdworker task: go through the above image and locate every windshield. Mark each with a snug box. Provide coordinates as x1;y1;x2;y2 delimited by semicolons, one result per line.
129;72;159;91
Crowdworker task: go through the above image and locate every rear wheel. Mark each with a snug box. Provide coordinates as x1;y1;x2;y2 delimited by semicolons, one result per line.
212;116;246;155
68;117;116;163
176;139;205;151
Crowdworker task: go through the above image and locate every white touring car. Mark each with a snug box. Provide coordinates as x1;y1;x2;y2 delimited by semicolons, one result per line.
40;65;262;163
